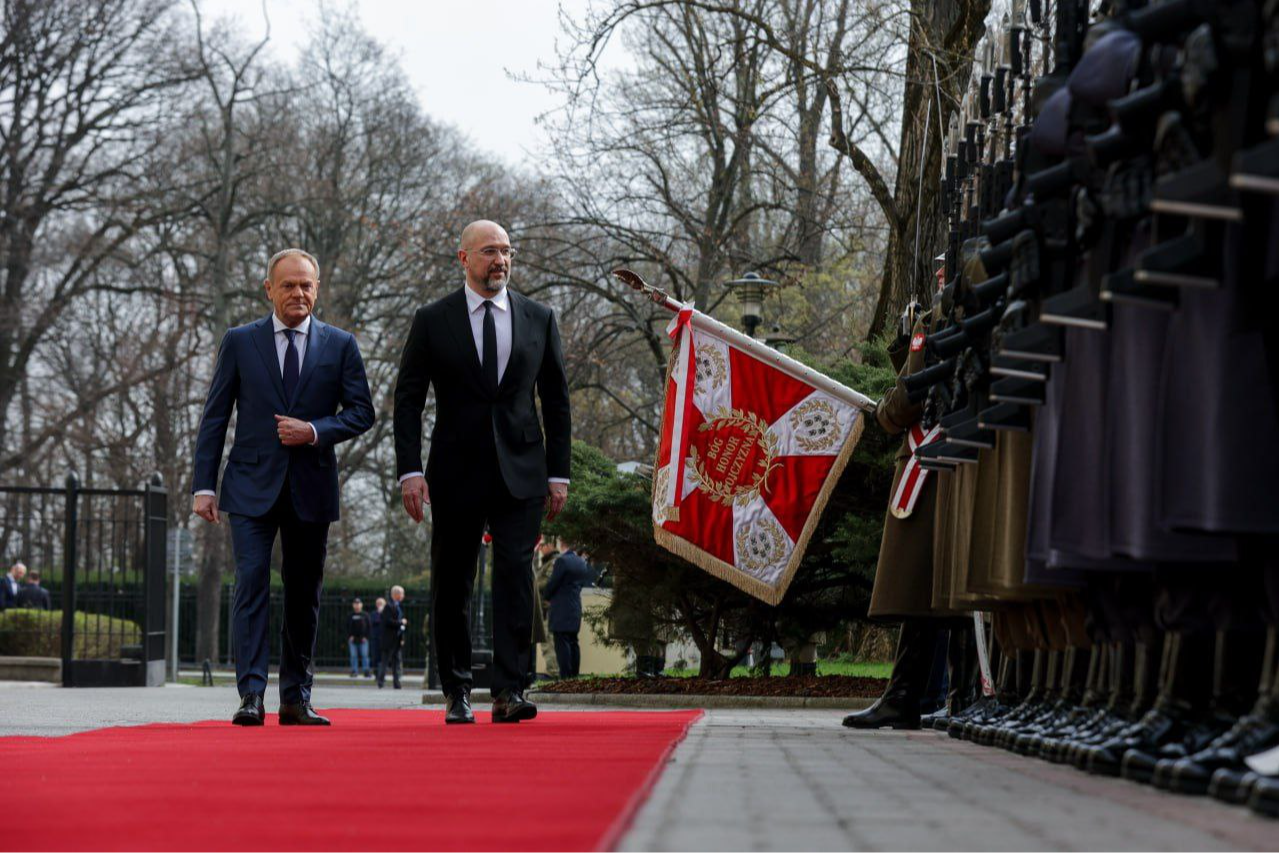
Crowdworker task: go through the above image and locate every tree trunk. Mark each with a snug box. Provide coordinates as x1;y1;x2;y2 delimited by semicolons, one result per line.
866;0;990;340
195;526;225;665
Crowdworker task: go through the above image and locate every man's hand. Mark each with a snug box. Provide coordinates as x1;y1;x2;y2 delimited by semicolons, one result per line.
401;475;429;523
193;494;219;525
545;481;568;521
274;414;313;446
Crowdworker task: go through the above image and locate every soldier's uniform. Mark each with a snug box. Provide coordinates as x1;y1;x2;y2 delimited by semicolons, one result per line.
846;303;973;730
534;549;559;679
867;306;945;621
863;3;1279;820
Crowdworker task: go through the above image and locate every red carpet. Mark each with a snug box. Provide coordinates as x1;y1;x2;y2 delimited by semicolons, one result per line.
0;708;701;852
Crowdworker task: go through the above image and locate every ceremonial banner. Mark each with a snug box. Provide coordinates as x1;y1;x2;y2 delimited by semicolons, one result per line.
651;303;873;605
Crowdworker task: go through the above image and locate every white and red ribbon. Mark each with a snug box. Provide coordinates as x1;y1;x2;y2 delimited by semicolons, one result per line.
889;423;942;519
664;304;697;513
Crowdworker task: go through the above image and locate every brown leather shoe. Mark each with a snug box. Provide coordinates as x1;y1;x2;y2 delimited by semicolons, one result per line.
278;702;330;726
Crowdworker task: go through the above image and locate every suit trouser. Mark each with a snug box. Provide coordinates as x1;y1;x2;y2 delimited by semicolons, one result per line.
227;480;328;702
378;638;403;687
554;630;581;678
431;468;543;697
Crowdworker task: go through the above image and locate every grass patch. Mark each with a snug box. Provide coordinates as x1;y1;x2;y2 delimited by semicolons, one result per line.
660;660;891;679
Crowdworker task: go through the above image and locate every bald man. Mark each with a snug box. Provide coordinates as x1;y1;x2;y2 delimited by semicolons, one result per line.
393;220;571;725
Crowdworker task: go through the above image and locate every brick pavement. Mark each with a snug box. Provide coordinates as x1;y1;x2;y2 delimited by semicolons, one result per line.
620;710;1278;851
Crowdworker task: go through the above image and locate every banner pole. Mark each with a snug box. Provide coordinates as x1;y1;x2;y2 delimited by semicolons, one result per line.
612;269;877;412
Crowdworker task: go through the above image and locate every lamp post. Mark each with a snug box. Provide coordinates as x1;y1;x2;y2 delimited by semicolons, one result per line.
762;323;797;351
724;271;780;339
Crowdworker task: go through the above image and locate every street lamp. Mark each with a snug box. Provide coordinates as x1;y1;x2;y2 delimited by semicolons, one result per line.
762;323;797;351
724;271;780;339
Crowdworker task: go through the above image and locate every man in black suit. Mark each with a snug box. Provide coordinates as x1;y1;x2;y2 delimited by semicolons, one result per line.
541;539;593;678
394;220;571;725
377;586;407;689
14;569;51;610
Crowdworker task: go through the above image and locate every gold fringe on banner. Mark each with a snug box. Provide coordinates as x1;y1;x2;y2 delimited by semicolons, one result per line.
652;410;866;606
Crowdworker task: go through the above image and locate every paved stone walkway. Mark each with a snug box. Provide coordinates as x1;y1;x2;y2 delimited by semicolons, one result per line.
622;710;1277;851
0;685;1272;849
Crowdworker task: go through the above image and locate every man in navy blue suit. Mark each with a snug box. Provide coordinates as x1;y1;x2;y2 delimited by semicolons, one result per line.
192;248;375;727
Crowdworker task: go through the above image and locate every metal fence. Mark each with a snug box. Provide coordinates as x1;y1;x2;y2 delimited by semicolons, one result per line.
0;476;166;686
1;474;503;681
172;585;485;671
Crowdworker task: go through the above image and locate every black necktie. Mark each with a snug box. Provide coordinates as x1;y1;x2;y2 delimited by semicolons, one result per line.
283;328;300;403
482;300;498;394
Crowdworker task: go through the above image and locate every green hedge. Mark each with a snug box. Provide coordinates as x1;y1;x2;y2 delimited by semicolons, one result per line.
0;609;141;659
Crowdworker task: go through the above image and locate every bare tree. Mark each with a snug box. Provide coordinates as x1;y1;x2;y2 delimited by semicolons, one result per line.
0;0;187;472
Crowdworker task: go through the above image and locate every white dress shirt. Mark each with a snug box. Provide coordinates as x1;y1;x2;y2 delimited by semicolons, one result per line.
273;313;311;374
398;283;568;487
194;313;317;499
464;283;512;383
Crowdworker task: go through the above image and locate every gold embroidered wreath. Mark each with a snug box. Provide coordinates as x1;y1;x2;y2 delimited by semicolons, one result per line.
688;408;780;507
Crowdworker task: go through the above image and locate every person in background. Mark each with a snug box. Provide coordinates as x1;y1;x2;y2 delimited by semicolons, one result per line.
369;596;386;675
534;538;559;679
542;539;592;679
2;561;26;611
347;598;372;678
377;586;407;689
14;569;51;610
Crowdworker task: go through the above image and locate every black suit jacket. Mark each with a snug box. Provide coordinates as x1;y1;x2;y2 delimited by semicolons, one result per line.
382;599;404;645
14;584;51;610
0;575;19;610
393;287;571;501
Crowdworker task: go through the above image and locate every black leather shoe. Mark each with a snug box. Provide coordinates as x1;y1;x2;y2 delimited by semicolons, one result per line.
278;702;331;726
445;691;475;725
232;693;265;726
492;689;538;723
1209;768;1259;804
920;709;949;730
1248;776;1279;818
842;697;920;730
1087;705;1191;777
1166;712;1279;795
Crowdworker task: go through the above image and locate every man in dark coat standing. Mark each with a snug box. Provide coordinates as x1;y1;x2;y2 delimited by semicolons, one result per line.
14;569;50;610
393;220;571;725
377;587;407;689
369;596;385;675
541;539;592;678
191;248;375;727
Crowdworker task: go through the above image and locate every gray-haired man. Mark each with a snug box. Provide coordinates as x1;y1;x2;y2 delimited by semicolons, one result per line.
191;248;375;726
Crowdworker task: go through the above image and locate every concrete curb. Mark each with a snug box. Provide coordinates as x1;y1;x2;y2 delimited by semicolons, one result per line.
0;656;61;683
527;692;876;710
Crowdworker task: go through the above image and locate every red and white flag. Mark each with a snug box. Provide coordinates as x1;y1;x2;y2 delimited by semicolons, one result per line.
652;302;873;605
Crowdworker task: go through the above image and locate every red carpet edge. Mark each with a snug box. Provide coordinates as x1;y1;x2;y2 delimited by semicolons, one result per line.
596;709;704;852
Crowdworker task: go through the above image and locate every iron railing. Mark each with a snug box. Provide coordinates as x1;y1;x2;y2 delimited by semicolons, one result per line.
0;475;166;686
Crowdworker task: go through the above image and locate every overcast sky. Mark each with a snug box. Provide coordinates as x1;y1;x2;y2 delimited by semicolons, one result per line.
199;0;621;167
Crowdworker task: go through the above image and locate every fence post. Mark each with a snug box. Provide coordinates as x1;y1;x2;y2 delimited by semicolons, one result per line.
60;473;78;687
143;474;167;686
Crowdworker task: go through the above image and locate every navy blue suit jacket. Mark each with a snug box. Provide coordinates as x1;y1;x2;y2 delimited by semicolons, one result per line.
191;314;375;523
1;575;21;610
543;549;592;633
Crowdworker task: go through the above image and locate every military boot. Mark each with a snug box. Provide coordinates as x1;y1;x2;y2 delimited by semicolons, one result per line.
1152;628;1270;792
843;621;938;730
1090;632;1213;778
